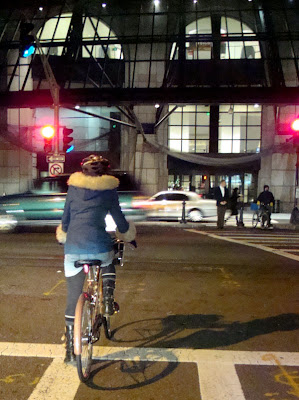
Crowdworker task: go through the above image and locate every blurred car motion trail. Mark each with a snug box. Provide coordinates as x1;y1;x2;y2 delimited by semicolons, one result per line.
133;190;217;222
0;172;146;232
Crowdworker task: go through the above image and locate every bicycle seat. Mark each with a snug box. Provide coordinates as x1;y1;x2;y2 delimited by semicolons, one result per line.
74;259;102;268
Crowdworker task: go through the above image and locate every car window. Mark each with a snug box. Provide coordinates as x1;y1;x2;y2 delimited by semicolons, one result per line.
154;194;166;201
31;172;140;194
165;193;189;201
32;176;68;194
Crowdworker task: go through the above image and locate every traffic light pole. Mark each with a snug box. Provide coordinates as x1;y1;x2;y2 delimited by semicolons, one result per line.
53;88;59;156
295;148;299;208
34;34;60;155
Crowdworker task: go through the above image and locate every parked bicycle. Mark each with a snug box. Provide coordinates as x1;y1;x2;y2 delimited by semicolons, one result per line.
73;239;135;382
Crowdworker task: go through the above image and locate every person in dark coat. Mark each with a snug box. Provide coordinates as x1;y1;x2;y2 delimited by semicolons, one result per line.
226;188;240;225
56;154;136;364
257;184;275;226
214;179;229;229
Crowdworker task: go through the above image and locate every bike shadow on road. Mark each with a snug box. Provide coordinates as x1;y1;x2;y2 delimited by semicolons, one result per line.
112;313;299;349
84;313;299;391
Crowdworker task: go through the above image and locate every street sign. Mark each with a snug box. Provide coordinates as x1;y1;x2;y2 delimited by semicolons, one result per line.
49;162;64;176
46;154;65;163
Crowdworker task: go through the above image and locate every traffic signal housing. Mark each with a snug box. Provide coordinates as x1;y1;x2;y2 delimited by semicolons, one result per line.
20;22;35;58
41;125;55;153
63;127;74;153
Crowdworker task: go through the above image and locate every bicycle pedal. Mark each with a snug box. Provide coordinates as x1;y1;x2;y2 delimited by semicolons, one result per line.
113;302;120;313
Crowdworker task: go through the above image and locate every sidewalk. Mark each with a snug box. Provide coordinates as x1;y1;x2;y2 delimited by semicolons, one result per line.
138;213;298;230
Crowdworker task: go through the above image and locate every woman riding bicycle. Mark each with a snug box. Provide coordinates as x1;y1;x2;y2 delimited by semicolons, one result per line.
56;154;136;364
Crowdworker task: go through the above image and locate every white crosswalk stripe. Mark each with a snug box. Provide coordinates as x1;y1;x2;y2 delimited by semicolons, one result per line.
186;229;299;262
1;342;299;400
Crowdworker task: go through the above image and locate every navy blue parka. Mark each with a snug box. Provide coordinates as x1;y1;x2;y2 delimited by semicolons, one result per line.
57;172;135;254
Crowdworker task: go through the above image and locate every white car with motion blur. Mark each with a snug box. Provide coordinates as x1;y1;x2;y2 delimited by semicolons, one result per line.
134;190;217;222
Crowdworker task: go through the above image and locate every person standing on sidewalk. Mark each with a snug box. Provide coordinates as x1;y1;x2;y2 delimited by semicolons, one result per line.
214;179;229;229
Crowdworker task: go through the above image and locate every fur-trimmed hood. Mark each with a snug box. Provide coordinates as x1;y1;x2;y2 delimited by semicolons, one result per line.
68;172;119;191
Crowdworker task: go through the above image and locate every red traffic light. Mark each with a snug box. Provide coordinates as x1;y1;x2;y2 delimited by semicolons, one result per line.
291;117;299;132
41;125;55;139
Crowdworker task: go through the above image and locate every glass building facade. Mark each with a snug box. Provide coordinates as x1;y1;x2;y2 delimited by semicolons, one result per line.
0;0;297;206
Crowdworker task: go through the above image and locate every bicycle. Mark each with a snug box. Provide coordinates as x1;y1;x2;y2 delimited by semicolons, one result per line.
252;204;271;229
73;239;127;382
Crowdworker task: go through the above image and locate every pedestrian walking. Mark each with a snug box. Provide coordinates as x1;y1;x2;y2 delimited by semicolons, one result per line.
214;179;229;229
226;188;240;225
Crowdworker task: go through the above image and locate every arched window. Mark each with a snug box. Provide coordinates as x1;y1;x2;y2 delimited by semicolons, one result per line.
170;16;261;60
220;17;261;59
185;17;212;60
38;14;123;59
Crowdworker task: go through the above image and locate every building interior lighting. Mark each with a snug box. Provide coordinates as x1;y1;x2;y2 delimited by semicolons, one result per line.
155;103;160;108
39;7;43;11
75;105;80;109
102;3;107;8
254;103;260;108
154;0;160;6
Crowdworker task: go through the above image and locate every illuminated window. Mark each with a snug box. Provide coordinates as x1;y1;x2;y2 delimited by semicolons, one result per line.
218;105;261;153
185;17;212;60
38;14;123;59
168;105;210;153
220;17;261;60
170;16;261;61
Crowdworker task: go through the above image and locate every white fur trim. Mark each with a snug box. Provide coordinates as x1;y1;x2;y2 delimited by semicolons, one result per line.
56;224;67;244
116;222;136;242
68;172;119;191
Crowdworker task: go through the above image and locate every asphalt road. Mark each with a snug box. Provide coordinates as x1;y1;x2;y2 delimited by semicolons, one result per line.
0;224;299;400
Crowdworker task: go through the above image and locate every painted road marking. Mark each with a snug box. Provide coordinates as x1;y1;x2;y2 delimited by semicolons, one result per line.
0;373;25;383
1;342;299;400
221;237;299;241
197;362;246;400
262;354;299;398
43;279;65;296
185;230;299;263
28;358;80;400
278;249;299;252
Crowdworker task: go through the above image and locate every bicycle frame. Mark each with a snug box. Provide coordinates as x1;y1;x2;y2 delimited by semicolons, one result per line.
74;239;125;356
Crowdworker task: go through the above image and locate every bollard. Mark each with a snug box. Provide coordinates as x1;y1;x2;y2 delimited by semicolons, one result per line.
180;200;187;224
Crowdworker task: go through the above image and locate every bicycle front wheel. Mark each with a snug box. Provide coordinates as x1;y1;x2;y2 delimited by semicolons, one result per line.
74;293;93;382
252;212;259;228
261;212;268;228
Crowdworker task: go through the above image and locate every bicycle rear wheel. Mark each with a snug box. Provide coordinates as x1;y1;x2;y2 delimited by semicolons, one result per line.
74;293;93;382
252;212;259;228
